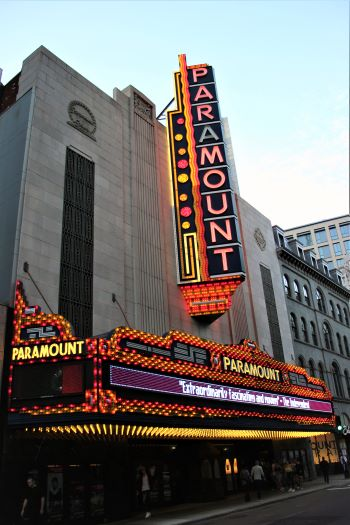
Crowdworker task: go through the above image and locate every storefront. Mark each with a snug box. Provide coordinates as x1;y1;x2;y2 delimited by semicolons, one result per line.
3;281;335;522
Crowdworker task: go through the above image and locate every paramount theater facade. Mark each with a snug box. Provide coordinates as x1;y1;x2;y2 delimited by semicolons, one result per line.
6;281;334;522
0;49;336;522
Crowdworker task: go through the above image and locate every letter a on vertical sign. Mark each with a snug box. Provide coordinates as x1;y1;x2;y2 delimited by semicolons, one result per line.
167;54;245;320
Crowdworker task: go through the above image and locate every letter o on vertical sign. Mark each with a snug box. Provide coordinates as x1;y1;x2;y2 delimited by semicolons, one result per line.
203;169;226;189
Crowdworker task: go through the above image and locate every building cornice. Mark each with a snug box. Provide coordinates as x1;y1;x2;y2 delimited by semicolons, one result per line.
277;247;350;299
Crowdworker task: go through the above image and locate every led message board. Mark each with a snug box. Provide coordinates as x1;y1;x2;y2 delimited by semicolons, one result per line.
167;55;245;318
109;366;333;414
9;282;335;434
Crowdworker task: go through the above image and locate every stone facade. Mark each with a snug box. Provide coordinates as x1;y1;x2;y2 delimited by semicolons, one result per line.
0;46;244;345
232;198;294;362
274;226;350;426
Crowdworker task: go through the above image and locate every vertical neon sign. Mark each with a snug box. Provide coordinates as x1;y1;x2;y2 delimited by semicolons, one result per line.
168;55;245;319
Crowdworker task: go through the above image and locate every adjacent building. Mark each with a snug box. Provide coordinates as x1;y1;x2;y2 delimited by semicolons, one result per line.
284;216;350;289
274;226;350;463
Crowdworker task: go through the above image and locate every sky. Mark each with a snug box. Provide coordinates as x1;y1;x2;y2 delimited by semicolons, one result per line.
1;0;349;229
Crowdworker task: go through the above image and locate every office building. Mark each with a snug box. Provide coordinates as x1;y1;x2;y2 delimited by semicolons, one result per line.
284;216;350;289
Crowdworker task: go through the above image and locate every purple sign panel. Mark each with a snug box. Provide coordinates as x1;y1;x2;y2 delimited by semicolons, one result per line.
109;366;333;414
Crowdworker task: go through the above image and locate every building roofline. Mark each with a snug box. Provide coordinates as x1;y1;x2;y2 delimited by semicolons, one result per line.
277;246;350;298
283;215;350;232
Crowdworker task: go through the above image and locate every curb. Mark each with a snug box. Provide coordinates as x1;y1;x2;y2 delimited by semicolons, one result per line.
113;479;350;525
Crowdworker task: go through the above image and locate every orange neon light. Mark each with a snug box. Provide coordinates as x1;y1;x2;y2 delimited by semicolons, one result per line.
9;282;335;432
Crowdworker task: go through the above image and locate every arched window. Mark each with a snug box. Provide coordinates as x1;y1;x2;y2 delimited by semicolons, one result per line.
283;275;291;296
329;301;335;318
318;362;325;382
316;288;326;313
298;355;305;369
290;313;299;339
344;308;349;326
309;359;316;377
332;362;344;398
303;285;310;305
294;280;301;301
344;370;350;398
336;304;343;323
310;321;318;345
301;317;308;342
344;336;350;358
337;333;344;355
323;322;334;350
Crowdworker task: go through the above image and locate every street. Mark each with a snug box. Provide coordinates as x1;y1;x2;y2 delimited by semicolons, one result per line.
194;485;350;525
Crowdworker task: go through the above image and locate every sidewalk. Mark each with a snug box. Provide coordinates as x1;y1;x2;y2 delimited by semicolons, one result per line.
113;474;350;525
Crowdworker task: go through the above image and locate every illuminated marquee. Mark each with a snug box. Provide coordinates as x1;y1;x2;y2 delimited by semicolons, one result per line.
8;282;335;434
167;55;245;318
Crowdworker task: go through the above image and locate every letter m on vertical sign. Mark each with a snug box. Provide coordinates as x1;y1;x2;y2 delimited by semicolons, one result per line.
167;54;245;321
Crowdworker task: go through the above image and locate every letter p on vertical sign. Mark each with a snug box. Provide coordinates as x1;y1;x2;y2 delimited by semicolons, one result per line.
192;67;208;83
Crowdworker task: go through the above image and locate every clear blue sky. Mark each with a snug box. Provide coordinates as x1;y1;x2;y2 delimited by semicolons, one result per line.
1;1;348;228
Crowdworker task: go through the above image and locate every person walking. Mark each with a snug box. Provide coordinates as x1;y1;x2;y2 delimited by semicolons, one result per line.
251;460;265;499
20;474;45;524
319;457;330;483
294;460;304;489
283;461;295;492
271;461;283;491
239;465;252;502
137;466;152;519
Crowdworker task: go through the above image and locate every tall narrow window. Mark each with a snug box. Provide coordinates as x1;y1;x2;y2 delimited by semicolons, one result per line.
303;285;310;305
315;229;327;243
332;362;344;398
59;148;94;338
260;265;284;361
323;322;334;351
283;275;291;296
343;309;349;326
318;362;325;382
316;289;326;313
298;355;305;369
344;370;350;398
301;317;308;342
309;359;316;377
337;333;344;355
344;336;350;358
329;301;335;318
290;313;299;339
329;226;338;240
310;321;318;345
293;280;301;301
340;223;350;238
336;304;343;323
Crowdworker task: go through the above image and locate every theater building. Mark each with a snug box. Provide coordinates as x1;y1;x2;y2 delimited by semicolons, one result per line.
0;48;336;522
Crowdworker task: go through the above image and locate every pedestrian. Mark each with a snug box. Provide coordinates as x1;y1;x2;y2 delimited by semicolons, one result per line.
294;460;304;490
283;461;295;492
340;455;350;479
271;461;283;491
137;466;152;519
239;464;252;502
20;474;45;524
251;460;265;499
319;457;330;483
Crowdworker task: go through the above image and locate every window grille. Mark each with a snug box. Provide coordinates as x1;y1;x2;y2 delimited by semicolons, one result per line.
59;148;94;337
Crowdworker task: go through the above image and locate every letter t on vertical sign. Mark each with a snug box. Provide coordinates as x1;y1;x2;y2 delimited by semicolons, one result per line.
167;55;245;321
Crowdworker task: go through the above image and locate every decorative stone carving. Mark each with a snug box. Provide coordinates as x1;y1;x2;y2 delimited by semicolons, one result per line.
67;101;97;140
134;93;153;121
254;228;266;251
